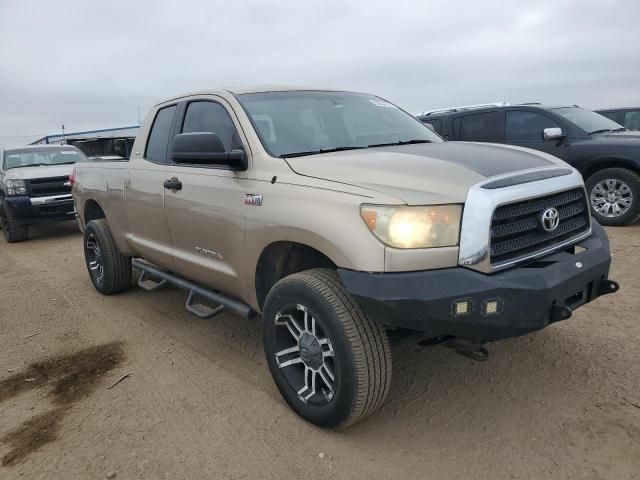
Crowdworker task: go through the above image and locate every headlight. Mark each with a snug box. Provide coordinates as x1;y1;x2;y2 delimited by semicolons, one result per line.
6;179;25;189
360;204;462;248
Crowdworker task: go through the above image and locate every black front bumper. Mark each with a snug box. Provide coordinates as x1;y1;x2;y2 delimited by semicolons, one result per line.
338;222;617;342
2;196;76;225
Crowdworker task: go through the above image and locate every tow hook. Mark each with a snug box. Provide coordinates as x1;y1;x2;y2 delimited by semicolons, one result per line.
443;338;489;362
598;279;620;296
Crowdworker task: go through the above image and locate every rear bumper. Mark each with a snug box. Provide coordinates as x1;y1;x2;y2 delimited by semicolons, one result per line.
338;222;617;342
2;195;76;225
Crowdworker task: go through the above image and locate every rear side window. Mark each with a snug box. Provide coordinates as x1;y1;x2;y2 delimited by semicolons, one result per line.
624;110;640;130
506;111;560;141
181;101;243;152
422;119;442;134
459;112;497;142
145;105;177;163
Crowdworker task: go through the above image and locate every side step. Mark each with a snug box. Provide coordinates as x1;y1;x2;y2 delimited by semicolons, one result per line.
132;259;256;319
138;270;167;291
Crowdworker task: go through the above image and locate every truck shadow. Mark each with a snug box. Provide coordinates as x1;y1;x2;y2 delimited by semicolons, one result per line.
26;221;80;241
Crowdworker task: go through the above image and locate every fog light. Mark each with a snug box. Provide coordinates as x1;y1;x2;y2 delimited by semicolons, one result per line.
451;298;473;317
482;298;502;316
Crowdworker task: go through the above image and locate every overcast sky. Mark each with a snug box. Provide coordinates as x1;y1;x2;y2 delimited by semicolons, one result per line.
1;0;639;146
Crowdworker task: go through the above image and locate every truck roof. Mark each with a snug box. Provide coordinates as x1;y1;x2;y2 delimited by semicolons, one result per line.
157;85;358;106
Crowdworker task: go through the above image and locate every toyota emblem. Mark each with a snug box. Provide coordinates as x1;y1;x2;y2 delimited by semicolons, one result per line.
541;207;560;232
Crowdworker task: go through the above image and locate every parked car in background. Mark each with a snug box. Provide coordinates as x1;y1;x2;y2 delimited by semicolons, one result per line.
418;103;640;225
0;145;87;242
595;107;640;131
72;87;617;428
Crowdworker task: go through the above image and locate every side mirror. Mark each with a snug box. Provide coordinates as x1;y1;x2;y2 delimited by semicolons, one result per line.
171;132;245;168
543;127;565;141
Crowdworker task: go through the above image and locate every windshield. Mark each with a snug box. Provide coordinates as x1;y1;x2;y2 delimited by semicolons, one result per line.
553;107;625;134
237;91;442;158
3;147;88;170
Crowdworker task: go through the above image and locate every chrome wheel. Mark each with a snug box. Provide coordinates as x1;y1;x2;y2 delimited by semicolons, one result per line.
86;233;104;285
274;304;336;405
590;179;634;218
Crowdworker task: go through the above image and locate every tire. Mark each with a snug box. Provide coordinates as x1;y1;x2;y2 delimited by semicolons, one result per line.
0;208;28;243
262;268;392;428
83;219;132;294
585;168;640;226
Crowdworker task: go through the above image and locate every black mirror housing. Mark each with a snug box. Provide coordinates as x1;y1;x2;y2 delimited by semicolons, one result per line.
171;132;246;169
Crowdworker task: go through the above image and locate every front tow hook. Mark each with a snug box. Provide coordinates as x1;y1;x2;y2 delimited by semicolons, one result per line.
598;279;620;296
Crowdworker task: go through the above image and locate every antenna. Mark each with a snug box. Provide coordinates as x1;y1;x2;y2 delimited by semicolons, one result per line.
137;106;141;125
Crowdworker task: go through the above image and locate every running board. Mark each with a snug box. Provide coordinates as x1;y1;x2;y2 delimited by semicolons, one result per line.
132;259;256;319
138;270;167;291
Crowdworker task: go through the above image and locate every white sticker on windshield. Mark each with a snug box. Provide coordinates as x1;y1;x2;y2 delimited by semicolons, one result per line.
61;150;77;154
369;99;395;108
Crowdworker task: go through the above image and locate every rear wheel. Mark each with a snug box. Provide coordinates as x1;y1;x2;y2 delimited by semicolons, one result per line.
0;209;28;243
586;168;640;226
83;219;132;294
262;269;392;428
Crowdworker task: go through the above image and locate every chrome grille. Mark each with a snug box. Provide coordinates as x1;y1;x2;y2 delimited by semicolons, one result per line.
490;188;590;265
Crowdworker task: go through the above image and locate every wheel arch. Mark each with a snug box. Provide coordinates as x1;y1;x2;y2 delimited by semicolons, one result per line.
579;156;640;180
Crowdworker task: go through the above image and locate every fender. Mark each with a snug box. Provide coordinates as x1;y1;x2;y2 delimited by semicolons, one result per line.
578;154;640;179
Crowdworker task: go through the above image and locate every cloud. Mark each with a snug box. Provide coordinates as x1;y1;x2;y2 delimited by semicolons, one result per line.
1;0;639;145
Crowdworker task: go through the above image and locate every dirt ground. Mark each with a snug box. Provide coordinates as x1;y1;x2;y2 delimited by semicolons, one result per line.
0;222;638;480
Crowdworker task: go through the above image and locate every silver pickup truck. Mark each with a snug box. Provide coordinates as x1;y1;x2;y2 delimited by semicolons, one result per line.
1;145;85;242
72;86;618;428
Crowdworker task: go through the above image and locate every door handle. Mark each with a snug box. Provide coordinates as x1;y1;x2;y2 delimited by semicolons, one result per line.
163;177;182;191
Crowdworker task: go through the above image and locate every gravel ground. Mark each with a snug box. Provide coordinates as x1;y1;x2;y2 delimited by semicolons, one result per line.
0;222;638;480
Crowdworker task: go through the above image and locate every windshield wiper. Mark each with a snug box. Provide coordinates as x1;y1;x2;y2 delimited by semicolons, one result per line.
588;129;613;135
8;163;49;168
366;139;431;148
280;146;365;158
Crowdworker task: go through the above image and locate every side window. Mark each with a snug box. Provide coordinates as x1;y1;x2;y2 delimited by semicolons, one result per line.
145;105;177;163
505;111;559;141
598;111;618;122
181;101;243;152
623;110;640;130
459;112;497;142
423;119;442;134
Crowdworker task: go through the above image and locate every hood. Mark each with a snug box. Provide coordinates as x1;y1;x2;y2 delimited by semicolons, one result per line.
3;164;75;180
285;142;562;204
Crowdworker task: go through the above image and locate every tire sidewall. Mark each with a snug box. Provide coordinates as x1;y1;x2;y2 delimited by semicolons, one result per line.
83;221;114;293
263;280;358;428
586;168;640;226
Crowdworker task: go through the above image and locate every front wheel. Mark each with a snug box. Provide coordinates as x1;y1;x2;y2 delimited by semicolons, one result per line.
262;269;392;428
83;219;132;294
586;168;640;226
0;209;28;243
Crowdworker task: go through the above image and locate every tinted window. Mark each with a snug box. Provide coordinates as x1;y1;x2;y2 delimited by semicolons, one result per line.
506;111;560;141
598;111;618;122
623;110;640;130
182;101;243;152
422;119;442;134
459;112;497;141
145;105;177;163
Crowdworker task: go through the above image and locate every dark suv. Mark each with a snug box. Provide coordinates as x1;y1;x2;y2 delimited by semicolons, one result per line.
595;107;640;131
418;103;640;226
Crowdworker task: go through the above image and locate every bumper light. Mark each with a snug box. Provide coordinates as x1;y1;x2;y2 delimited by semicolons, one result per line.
451;298;473;317
482;298;503;316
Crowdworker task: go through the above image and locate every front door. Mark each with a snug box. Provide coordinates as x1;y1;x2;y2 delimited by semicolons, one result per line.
162;98;248;300
503;109;570;161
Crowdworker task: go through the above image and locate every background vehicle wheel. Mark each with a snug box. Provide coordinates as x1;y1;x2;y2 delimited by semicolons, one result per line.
262;268;392;428
586;168;640;226
0;211;28;243
83;219;132;294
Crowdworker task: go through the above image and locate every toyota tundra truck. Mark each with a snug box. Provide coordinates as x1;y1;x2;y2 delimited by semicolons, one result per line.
71;87;618;428
1;145;87;242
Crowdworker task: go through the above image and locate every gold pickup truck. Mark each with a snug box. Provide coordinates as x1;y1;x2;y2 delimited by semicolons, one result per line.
71;86;618;428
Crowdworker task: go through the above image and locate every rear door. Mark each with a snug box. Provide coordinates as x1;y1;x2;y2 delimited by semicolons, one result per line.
503;109;570;160
454;111;499;142
162;96;249;299
125;104;177;267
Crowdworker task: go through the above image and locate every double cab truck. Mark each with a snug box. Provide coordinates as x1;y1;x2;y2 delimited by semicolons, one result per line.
72;87;618;428
418;103;640;226
0;145;87;242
